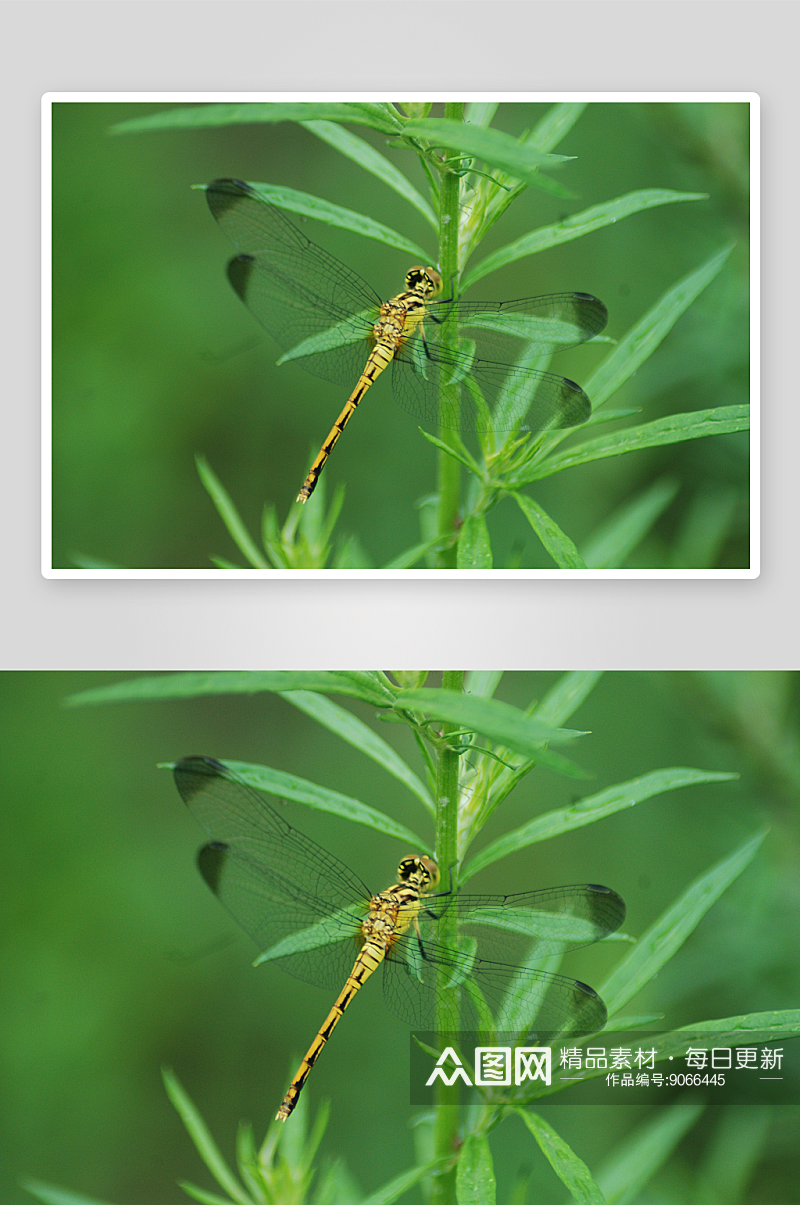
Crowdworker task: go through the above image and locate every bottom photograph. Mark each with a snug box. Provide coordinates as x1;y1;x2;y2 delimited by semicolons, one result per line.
3;671;799;1205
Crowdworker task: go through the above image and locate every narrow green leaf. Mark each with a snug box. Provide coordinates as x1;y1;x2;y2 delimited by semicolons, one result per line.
464;101;499;129
254;905;363;963
261;505;291;568
464;671;504;700
225;181;429;259
594;1103;704;1205
69;554;121;569
601;1014;665;1033
668;1008;800;1045
209;556;243;569
299;1097;331;1175
403;117;571;182
515;1112;608;1205
382;534;448;569
301;120;437;229
600;830;767;1016
533;671;604;728
162;1069;251;1205
531;406;750;481
394;687;589;778
65;670;395;709
112;101;403;136
584;245;735;409
196;457;268;569
235;1120;257;1168
177;1183;238;1205
671;486;740;570
456;1132;497;1205
528;102;588;152
316;481;347;549
360;1159;448;1205
584;407;643;428
582;478;680;569
313;1160;362;1205
234;1121;264;1203
697;1108;772;1205
511;492;586;569
418;426;483;476
19;1182;117;1205
395;688;587;750
222;759;426;847
278;690;434;813
458;512;493;568
463;768;737;882
333;534;374;569
462;190;706;289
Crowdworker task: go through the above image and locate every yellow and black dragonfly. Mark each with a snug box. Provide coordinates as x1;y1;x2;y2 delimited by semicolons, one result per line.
174;756;625;1121
206;180;608;502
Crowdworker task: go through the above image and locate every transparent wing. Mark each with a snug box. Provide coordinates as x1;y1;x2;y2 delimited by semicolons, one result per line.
206;179;380;389
392;291;608;433
392;346;594;434
440;292;609;357
381;942;609;1039
174;756;372;993
379;882;624;1038
443;883;626;959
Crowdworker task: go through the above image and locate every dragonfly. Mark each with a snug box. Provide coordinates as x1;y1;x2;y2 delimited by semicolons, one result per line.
174;756;625;1121
205;179;608;503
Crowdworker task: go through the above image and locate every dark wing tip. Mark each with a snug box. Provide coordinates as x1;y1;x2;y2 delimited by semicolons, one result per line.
207;178;251;192
227;254;257;302
571;980;608;1035
173;755;230;802
557;379;592;428
197;841;230;894
572;293;609;337
174;754;227;775
585;885;627;931
206;178;256;220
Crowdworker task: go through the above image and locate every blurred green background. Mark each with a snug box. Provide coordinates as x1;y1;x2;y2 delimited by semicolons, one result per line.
2;671;796;1203
51;101;750;569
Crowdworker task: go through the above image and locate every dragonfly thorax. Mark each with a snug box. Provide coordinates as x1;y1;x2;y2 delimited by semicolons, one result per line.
404;265;443;300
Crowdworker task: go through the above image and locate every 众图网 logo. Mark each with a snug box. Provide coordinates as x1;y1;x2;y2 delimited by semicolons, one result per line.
425;1045;552;1088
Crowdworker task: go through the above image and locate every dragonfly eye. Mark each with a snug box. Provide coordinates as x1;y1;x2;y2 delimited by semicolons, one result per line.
419;856;440;889
405;266;443;300
397;855;440;890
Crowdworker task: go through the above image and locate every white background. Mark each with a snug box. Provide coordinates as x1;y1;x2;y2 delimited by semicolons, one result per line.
4;1;793;669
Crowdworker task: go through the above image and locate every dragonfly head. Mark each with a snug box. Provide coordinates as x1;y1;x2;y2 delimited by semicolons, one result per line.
405;266;443;301
397;854;440;892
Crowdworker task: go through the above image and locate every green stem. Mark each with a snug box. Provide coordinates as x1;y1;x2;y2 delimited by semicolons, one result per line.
435;102;464;570
430;669;464;1205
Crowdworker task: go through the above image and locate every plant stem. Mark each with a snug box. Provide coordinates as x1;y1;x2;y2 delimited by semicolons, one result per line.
435;102;464;569
430;669;464;1205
